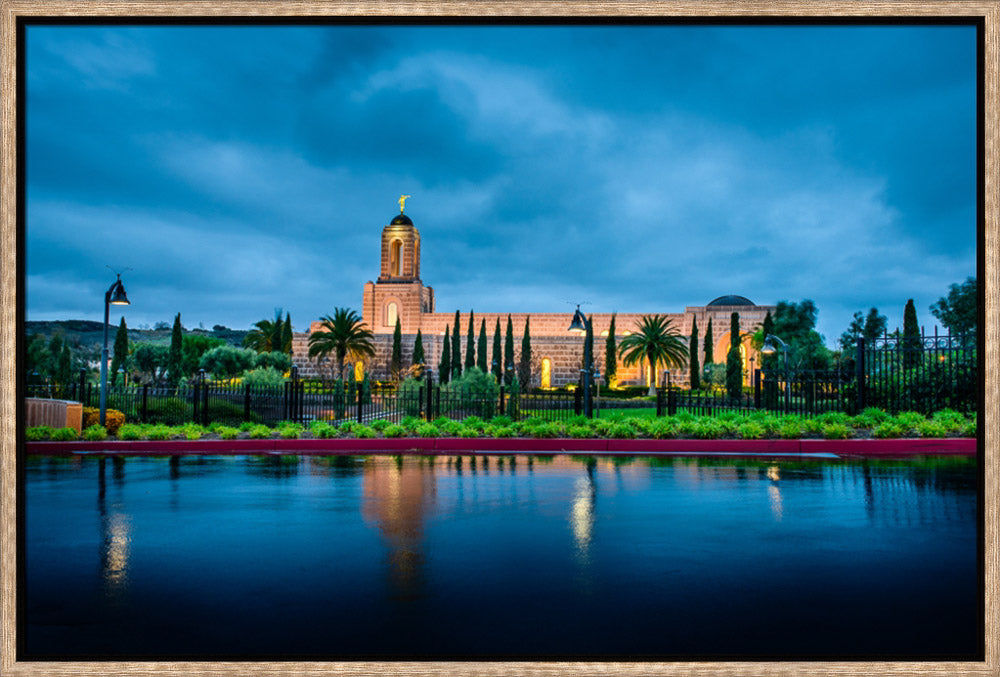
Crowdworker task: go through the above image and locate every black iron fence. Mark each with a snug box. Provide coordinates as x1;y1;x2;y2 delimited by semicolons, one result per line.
26;329;976;427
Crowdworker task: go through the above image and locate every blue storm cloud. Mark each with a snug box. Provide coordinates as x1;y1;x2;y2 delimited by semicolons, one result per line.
24;23;977;344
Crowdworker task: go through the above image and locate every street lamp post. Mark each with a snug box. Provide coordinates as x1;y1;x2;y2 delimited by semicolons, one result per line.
100;274;130;426
568;305;595;418
761;334;790;412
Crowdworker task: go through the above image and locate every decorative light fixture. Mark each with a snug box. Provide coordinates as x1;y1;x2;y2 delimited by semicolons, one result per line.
100;272;130;426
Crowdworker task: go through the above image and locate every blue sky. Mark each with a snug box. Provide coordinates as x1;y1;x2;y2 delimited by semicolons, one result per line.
24;23;978;346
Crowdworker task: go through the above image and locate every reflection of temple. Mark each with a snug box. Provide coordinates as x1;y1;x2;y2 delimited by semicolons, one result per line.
293;204;775;386
360;457;437;598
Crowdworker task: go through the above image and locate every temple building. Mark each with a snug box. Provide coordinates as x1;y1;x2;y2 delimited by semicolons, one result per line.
293;202;775;388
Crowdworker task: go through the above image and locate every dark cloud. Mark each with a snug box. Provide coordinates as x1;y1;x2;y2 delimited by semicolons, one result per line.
24;24;977;344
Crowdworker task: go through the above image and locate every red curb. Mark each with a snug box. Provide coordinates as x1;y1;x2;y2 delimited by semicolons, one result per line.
24;437;977;457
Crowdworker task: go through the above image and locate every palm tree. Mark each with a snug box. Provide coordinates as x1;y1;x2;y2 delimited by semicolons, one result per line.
618;315;688;396
244;309;284;353
307;308;375;380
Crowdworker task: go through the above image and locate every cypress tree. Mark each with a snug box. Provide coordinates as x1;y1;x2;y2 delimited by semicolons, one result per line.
391;317;402;381
281;312;293;354
726;312;742;399
110;317;129;386
412;330;425;378
503;315;515;386
689;317;700;390
271;313;283;353
902;299;921;368
704;317;714;365
465;310;476;370
518;316;532;387
168;313;184;386
477;319;488;373
604;314;617;387
761;311;778;408
451;310;462;380
439;326;451;384
491;319;502;382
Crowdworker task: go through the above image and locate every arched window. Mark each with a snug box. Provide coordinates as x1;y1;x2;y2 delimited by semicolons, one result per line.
390;239;402;276
541;358;552;389
386;302;398;327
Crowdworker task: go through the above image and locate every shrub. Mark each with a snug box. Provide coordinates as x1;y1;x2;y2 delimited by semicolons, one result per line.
49;427;79;441
312;422;338;439
816;411;851;426
247;425;272;439
83;424;108;441
485;424;514;438
895;411;926;431
962;417;977;437
353;425;376;439
254;351;292;372
694;419;724;439
400;416;423;434
916;420;948;438
118;423;146;440
238;421;257;432
591;419;614;436
608;423;636;439
931;409;966;433
737;421;766;439
491;415;513;427
821;423;852;440
650;419;676;439
25;426;52;441
178;423;206;440
674;420;699;438
457;425;480;438
383;424;407;438
199;345;256;378
873;421;906;439
144;424;175;440
370;418;391;432
278;423;303;439
82;407;126;435
568;424;592;439
853;407;890;429
217;426;240;440
778;419;804;439
529;422;563;438
416;423;439;438
437;419;462;436
241;366;286;388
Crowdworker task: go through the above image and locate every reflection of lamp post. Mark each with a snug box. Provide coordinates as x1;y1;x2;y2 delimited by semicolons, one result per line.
761;334;790;411
568;305;595;417
100;274;130;426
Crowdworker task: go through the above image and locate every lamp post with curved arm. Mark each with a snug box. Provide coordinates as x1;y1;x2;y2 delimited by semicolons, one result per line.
100;274;130;426
761;334;790;412
568;305;595;418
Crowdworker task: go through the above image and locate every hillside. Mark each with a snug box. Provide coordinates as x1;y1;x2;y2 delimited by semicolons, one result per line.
25;320;248;359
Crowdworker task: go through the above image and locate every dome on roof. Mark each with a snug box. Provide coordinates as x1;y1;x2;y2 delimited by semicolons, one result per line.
707;294;755;307
390;213;413;226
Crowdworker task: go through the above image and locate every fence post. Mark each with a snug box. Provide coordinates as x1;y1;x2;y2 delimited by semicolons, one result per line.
425;371;434;421
573;386;581;416
78;368;87;402
356;377;363;424
754;369;762;409
855;337;866;412
201;373;210;426
291;366;300;423
499;385;505;416
244;384;251;422
193;372;201;424
656;386;663;417
141;384;149;423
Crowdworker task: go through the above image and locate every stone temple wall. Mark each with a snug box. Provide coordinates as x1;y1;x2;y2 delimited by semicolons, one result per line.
293;300;772;388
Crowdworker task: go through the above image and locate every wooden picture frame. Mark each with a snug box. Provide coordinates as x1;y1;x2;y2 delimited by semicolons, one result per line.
2;2;997;676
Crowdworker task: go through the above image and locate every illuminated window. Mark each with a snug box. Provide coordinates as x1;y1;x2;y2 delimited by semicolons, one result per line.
354;361;364;381
541;358;552;389
390;239;402;276
386;302;398;327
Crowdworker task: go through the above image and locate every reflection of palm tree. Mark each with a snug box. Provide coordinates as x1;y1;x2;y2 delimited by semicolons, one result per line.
618;315;688;396
307;308;376;380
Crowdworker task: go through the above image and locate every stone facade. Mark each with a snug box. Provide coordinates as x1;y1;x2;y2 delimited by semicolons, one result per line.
294;211;776;388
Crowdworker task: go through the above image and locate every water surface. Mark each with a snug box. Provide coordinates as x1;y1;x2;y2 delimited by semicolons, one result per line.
24;453;979;659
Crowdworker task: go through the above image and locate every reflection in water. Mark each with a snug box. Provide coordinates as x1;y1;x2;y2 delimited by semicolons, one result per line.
767;465;783;522
362;456;437;600
97;457;132;599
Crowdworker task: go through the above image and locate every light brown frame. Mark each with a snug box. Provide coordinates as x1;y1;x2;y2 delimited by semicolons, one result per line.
1;2;997;675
